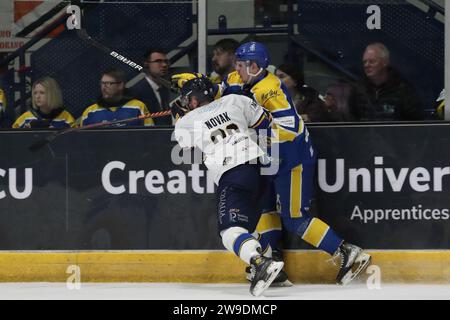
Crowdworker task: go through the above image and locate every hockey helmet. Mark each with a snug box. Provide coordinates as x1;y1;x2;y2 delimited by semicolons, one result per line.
180;75;215;108
235;41;270;69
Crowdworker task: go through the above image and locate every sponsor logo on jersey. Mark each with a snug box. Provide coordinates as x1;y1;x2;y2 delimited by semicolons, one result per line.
261;89;280;103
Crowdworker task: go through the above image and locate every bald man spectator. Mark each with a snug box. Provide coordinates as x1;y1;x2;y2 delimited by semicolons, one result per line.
354;43;424;121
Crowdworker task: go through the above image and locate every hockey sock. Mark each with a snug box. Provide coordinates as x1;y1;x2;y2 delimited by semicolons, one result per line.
257;230;282;257
254;212;283;256
221;227;261;264
296;217;342;255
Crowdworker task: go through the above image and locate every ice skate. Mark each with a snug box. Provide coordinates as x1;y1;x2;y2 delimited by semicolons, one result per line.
249;255;284;297
333;241;371;285
245;249;293;287
246;266;293;287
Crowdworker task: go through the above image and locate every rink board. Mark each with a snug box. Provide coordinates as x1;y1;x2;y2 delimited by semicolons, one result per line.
1;126;449;283
0;125;449;251
0;250;448;284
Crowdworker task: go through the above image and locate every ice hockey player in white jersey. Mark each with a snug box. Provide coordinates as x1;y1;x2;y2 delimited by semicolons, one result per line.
173;75;283;297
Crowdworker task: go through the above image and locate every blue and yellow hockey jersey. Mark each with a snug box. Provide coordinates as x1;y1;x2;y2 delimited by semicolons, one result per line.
219;70;315;173
13;109;75;129
81;99;154;127
0;89;6;113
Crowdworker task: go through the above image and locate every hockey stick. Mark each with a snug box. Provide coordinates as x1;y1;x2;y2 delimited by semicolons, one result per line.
76;29;176;92
76;29;144;72
28;110;171;152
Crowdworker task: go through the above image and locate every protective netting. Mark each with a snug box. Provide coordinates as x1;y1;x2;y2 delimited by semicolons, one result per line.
31;1;193;118
296;0;444;109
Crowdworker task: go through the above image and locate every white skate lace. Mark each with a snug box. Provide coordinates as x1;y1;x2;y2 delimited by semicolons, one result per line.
249;265;256;278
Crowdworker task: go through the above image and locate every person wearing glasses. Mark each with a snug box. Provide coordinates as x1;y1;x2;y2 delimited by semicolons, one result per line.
354;43;424;121
81;68;153;127
130;48;172;125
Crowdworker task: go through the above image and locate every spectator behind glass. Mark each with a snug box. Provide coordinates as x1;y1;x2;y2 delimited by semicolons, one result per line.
323;83;357;122
275;63;326;122
210;38;240;84
0;87;6;127
13;76;74;128
81;68;153;127
354;43;424;121
130;48;172;125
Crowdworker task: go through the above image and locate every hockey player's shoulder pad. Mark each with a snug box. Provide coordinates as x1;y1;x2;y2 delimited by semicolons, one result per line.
225;71;244;86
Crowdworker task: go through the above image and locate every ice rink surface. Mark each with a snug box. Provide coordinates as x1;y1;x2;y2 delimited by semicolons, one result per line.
0;283;448;300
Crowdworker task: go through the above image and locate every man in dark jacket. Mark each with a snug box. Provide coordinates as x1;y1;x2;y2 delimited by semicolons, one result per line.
130;48;172;125
354;43;424;121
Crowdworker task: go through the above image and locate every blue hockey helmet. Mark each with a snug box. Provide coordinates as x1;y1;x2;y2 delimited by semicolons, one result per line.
235;41;270;69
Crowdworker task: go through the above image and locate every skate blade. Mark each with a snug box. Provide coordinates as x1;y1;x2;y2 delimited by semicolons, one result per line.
248;275;293;287
251;261;284;297
270;279;294;288
247;272;293;287
340;252;371;286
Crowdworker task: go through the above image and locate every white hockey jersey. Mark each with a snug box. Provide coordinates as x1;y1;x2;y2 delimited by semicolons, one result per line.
174;94;267;184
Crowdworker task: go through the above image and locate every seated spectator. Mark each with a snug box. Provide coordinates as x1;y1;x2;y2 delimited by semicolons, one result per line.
275;63;326;122
209;38;240;84
12;76;74;128
130;49;172;125
322;82;357;122
0;87;6;126
436;89;444;120
354;43;424;121
81;68;154;127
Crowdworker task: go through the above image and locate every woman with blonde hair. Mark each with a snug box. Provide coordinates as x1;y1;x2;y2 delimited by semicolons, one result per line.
13;76;74;128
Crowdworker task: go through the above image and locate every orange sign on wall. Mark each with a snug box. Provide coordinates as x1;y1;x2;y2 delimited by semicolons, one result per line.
0;0;65;52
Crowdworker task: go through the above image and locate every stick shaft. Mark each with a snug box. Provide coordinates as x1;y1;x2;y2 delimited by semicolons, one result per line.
28;110;172;152
70;110;171;132
48;110;170;141
76;29;178;92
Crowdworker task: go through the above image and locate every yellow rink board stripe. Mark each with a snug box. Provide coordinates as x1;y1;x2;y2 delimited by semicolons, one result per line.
0;251;449;283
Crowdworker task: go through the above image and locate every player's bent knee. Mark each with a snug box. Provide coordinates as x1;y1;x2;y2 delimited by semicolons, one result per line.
221;226;249;253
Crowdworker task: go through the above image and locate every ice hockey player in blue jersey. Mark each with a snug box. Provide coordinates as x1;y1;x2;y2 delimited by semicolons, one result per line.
173;75;283;297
